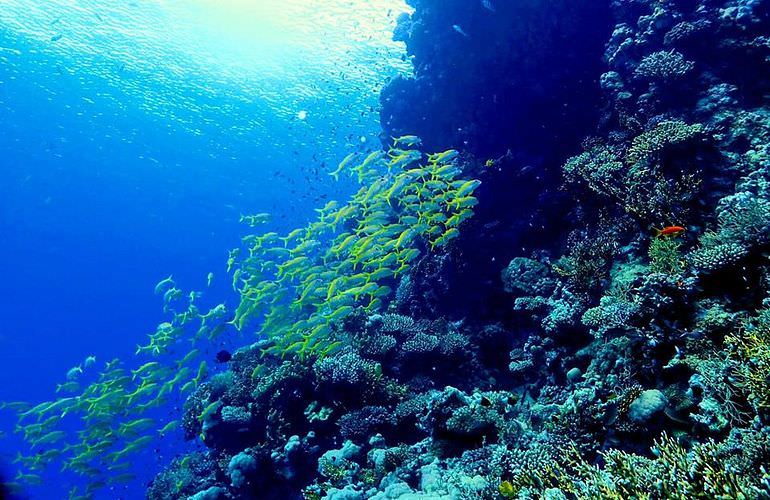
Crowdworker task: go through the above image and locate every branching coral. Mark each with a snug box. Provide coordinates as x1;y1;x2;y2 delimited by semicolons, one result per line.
626;120;704;165
648;236;685;274
717;195;770;246
563;122;704;222
688;192;770;274
582;296;640;339
725;309;770;417
498;434;762;499
563;143;625;198
634;50;696;82
689;241;748;273
553;229;619;295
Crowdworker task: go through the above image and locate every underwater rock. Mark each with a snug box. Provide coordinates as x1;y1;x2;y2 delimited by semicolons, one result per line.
318;441;362;473
566;367;582;383
215;350;232;363
628;389;668;424
227;451;257;489
501;257;556;297
188;486;226;500
323;485;364;500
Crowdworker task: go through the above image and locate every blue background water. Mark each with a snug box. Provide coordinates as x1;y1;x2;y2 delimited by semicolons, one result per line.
0;1;410;496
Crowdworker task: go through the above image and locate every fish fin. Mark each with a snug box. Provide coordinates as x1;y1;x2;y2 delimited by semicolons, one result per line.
651;227;662;237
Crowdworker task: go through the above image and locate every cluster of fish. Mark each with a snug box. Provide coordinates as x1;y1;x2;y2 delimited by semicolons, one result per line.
229;137;480;358
0;138;480;498
2;277;232;499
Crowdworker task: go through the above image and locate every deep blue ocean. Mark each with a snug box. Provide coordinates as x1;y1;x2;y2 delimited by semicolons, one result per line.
0;1;409;497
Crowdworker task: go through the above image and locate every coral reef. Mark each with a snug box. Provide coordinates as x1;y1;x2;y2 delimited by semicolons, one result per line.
3;141;479;496
5;0;770;498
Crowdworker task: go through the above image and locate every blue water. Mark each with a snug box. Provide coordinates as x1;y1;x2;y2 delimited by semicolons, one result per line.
0;1;410;496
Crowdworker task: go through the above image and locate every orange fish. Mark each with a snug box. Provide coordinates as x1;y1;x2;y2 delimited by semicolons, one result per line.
653;226;686;238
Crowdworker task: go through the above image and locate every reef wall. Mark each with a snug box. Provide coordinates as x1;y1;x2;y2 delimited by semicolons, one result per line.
380;0;613;161
378;0;617;324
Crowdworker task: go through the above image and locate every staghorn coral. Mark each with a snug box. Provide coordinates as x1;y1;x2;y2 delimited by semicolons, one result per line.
716;194;770;246
514;287;587;336
626;120;704;165
664;20;713;47
314;350;381;388
725;309;770;418
689;241;748;273
563;128;704;222
634;50;696;82
582;296;641;340
648;235;685;274
562;143;626;200
495;433;765;499
378;313;415;334
553;229;619;296
687;190;770;276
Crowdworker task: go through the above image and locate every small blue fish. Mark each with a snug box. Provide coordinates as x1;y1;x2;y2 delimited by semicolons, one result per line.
452;25;469;38
50;34;63;42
